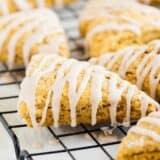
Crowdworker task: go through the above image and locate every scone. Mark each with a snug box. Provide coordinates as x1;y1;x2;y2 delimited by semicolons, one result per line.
138;0;160;5
116;111;160;160
90;40;160;102
0;8;69;68
17;54;159;128
79;0;160;57
0;0;76;15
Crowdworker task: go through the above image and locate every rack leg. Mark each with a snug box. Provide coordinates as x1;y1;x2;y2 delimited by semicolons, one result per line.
19;150;32;160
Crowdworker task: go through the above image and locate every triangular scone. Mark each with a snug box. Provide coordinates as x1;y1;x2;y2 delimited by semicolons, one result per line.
116;111;160;160
0;0;76;15
18;54;159;128
79;0;160;57
90;40;160;102
0;8;69;68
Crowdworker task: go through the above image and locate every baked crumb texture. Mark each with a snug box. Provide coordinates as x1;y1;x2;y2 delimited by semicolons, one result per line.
79;0;160;57
0;0;76;15
18;54;159;128
139;0;160;5
90;40;160;103
0;8;69;68
116;111;160;160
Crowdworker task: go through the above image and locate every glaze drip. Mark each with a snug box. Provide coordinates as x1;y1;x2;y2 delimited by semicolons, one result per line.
18;54;159;127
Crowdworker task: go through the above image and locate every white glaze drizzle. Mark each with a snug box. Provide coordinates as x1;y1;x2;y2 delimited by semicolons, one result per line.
0;0;9;15
18;55;159;128
67;62;88;126
149;56;160;98
138;117;160;126
119;46;148;81
18;76;38;126
0;0;66;15
108;74;128;126
136;51;154;89
38;36;66;58
140;93;150;117
0;8;52;26
136;50;160;98
8;18;49;68
18;56;64;127
91;66;105;125
129;126;160;142
118;47;136;78
92;41;160;100
96;54;113;66
22;28;52;66
22;24;63;66
33;57;64;126
14;0;32;10
0;12;44;53
0;10;51;48
0;9;65;68
82;0;160;47
150;112;160;118
86;23;141;46
107;50;125;70
123;85;136;127
81;0;159;21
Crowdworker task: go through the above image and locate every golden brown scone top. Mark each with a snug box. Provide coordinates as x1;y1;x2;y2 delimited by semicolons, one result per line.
18;54;159;128
116;111;160;160
0;8;69;68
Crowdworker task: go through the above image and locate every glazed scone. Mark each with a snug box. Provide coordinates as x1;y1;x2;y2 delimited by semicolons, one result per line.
79;0;160;57
17;54;159;128
0;8;69;68
0;0;76;15
90;40;160;102
116;111;160;160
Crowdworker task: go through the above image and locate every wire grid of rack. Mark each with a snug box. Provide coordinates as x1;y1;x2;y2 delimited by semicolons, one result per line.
0;1;129;160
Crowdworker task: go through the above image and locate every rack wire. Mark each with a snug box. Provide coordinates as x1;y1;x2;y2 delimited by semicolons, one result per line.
0;1;128;160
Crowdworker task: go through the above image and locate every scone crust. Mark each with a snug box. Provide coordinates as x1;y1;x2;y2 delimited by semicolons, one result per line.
116;112;160;160
0;9;70;68
18;54;159;127
79;0;160;57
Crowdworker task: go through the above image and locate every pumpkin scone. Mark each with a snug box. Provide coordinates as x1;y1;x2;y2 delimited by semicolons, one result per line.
0;0;76;15
116;111;160;160
18;54;159;128
0;8;69;68
90;40;160;102
79;0;160;57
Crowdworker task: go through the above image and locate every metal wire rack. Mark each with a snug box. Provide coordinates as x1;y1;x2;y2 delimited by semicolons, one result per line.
0;1;129;160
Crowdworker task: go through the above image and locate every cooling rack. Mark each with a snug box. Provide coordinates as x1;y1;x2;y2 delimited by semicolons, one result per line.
0;1;128;160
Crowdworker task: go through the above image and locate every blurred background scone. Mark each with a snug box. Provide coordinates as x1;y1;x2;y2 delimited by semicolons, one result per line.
0;0;76;15
116;111;160;160
18;54;159;128
139;0;160;5
0;8;69;68
79;0;160;57
90;40;160;102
